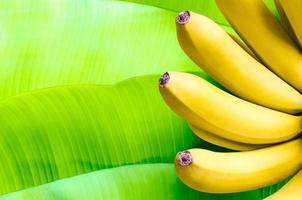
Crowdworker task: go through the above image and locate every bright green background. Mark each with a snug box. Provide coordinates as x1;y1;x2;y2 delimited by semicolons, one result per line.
0;0;286;199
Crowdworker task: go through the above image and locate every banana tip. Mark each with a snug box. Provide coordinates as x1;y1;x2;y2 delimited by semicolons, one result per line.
177;150;192;166
159;72;170;87
176;11;190;25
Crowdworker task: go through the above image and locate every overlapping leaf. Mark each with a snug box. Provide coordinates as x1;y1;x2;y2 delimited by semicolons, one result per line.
0;0;198;100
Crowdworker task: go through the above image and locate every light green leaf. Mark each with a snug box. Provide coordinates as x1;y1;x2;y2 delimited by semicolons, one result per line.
0;0;246;101
116;0;230;26
0;0;202;100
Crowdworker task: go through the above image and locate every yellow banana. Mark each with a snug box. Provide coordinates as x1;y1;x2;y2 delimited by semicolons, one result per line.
227;32;258;60
215;0;302;92
176;11;302;114
158;72;302;144
189;124;266;151
279;0;302;49
174;138;302;193
265;169;302;200
274;0;300;45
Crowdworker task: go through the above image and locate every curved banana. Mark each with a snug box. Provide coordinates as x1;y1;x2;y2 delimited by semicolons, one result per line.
274;0;299;45
265;169;302;200
158;72;302;144
174;138;302;193
279;0;302;49
189;124;266;151
176;11;302;114
215;0;302;92
227;32;258;60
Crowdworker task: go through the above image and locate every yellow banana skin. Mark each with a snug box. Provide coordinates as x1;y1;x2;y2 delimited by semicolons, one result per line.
227;32;259;60
265;169;302;200
176;11;302;114
189;124;266;151
158;72;302;144
174;138;302;193
274;0;300;45
215;0;302;92
279;0;302;49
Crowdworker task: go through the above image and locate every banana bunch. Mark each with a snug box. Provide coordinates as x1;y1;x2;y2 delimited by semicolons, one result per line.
158;0;302;199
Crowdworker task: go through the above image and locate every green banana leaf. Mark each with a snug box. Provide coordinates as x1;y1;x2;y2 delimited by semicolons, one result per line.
0;0;247;101
0;0;201;100
117;0;230;26
0;0;287;199
0;164;263;200
0;75;198;194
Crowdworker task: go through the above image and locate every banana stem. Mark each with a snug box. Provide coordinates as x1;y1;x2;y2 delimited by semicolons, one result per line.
177;151;193;166
159;72;170;87
176;11;190;25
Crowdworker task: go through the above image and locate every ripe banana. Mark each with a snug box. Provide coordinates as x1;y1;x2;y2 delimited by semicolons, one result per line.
174;138;302;193
215;0;302;92
176;11;302;114
189;124;266;151
279;0;302;49
265;169;302;200
274;0;299;45
158;72;302;144
227;32;258;60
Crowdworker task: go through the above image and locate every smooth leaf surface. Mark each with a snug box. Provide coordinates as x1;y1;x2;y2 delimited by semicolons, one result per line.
117;0;278;26
0;0;196;100
0;0;248;101
116;0;230;27
0;164;262;200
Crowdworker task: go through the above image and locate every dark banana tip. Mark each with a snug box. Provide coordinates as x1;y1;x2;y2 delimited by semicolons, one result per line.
177;150;193;166
159;72;170;88
176;11;190;25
